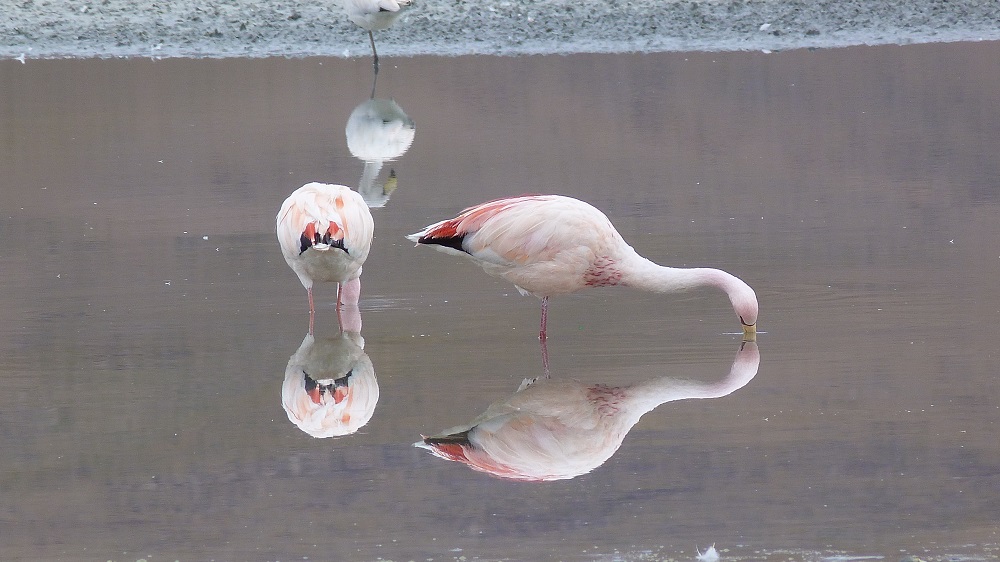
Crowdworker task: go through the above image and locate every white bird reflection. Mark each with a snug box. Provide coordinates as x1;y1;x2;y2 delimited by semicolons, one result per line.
346;93;415;208
415;342;760;481
281;305;379;438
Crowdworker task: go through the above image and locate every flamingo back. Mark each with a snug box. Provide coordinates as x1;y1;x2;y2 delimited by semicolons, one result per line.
408;195;630;296
277;183;374;287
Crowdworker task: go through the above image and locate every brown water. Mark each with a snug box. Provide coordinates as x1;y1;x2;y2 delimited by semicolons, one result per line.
1;43;999;561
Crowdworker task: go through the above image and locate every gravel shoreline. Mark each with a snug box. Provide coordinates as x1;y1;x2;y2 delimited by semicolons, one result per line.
3;0;1000;60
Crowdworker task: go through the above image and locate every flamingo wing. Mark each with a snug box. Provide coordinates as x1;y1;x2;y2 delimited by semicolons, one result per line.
407;195;619;266
277;183;374;263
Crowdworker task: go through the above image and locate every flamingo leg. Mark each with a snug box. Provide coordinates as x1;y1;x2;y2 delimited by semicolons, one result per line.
339;278;362;307
539;296;550;376
539;296;549;342
335;278;362;330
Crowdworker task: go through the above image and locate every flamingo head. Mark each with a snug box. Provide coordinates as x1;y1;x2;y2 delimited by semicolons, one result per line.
732;283;758;341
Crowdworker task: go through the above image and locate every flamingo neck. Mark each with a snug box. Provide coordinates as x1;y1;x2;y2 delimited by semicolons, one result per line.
619;253;758;326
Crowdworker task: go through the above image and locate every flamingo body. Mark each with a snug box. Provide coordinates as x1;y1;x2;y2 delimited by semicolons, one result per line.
277;183;374;322
407;195;758;337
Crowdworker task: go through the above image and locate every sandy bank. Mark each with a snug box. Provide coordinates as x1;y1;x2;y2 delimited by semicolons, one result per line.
3;0;1000;60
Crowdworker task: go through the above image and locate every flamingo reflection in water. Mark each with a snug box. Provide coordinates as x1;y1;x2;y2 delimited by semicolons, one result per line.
346;92;415;208
407;195;758;372
343;0;413;73
282;304;379;438
416;341;759;481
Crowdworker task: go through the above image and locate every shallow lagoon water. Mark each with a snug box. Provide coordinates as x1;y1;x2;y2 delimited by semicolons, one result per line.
1;42;999;560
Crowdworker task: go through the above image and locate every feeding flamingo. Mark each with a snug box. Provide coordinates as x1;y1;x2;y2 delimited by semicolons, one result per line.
416;341;760;481
343;0;412;73
407;195;758;358
277;182;374;334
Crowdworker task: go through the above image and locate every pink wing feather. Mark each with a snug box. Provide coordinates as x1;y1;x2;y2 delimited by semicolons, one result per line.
412;194;616;265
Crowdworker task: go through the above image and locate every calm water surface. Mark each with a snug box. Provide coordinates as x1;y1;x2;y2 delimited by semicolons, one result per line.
1;43;999;561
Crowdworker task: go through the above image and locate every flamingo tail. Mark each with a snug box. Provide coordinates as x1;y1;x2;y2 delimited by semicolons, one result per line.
300;222;348;255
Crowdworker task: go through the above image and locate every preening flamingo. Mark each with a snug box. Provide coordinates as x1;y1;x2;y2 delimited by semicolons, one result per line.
407;195;759;344
343;0;412;73
416;341;760;481
281;306;378;438
277;182;374;334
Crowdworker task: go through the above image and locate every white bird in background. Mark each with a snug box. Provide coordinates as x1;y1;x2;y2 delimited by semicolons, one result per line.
277;182;374;334
345;97;415;208
343;0;413;73
407;195;758;369
416;342;760;481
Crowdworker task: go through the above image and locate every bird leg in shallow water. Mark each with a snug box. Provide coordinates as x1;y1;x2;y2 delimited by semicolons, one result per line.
539;296;549;342
337;303;363;334
338;278;362;308
368;31;380;74
336;279;363;333
539;296;550;376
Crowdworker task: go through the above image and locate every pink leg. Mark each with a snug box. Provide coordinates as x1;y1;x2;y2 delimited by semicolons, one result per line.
338;277;362;307
539;297;549;342
338;304;363;334
539;296;550;376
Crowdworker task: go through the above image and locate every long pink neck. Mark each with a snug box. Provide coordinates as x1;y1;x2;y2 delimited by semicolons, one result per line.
618;251;758;326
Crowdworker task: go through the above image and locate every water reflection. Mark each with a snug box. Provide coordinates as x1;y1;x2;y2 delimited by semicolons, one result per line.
416;341;760;481
345;71;416;208
281;305;379;438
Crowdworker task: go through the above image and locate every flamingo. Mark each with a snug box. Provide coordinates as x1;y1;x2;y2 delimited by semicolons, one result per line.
343;0;412;73
416;341;760;481
281;305;379;438
406;195;758;362
277;182;374;334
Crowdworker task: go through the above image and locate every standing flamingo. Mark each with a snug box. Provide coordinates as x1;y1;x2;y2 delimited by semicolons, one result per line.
277;182;374;334
343;0;412;73
407;195;758;359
